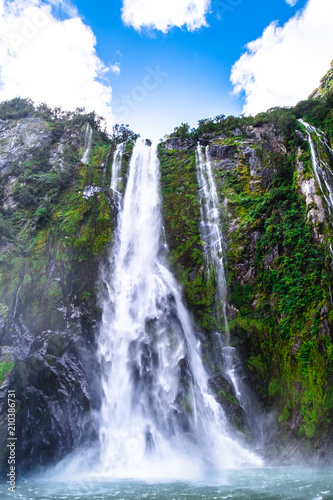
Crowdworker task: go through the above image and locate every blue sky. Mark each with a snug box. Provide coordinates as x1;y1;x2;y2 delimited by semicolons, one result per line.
74;0;307;138
0;0;332;140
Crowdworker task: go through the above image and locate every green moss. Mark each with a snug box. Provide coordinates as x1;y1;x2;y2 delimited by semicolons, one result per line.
0;113;122;336
279;406;290;423
323;386;333;410
268;379;282;397
0;304;8;317
208;111;333;439
248;355;268;379
230;282;254;315
218;390;239;406
0;360;14;386
158;145;217;330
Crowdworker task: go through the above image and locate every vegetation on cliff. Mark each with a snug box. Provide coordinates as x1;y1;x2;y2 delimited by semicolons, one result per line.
0;99;136;472
1;62;333;470
160;76;333;454
158;146;217;333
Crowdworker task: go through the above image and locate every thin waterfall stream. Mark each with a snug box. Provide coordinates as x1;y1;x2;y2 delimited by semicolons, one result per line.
195;145;261;440
299;119;333;219
300;119;333;261
95;138;261;479
195;145;239;391
81;123;93;164
110;142;125;209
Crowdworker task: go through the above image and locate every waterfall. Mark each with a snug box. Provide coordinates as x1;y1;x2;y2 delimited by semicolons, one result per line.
96;138;261;479
13;282;22;318
300;120;333;266
299;119;333;219
81;123;93;164
196;145;228;322
110;142;125;209
195;145;242;393
195;145;261;439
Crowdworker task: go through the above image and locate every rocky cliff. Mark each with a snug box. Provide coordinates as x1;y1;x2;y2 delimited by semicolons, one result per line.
159;102;333;464
0;100;136;474
0;73;333;474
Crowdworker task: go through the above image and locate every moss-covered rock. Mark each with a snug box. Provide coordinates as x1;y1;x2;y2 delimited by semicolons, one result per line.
159;103;333;462
0;103;123;475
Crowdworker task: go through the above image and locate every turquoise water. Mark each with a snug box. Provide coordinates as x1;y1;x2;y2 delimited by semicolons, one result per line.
1;468;332;500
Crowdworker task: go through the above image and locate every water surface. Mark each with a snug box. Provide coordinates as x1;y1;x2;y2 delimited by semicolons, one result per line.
2;468;332;500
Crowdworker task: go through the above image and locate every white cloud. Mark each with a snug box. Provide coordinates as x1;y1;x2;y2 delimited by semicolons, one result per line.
285;0;298;6
121;0;211;33
231;0;333;115
110;62;120;76
0;0;114;128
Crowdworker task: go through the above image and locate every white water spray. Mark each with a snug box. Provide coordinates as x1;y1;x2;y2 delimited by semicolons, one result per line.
96;138;261;479
81;123;93;164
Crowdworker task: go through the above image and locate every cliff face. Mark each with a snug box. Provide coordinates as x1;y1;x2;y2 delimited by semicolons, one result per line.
159;108;333;463
0;86;333;474
0;102;133;474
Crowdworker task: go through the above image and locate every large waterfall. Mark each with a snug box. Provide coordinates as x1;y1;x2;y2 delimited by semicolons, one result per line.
96;138;260;479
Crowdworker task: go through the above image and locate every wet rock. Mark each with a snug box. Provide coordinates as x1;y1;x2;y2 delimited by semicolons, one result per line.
263;245;279;270
49;143;64;170
243;266;256;283
0;117;51;173
9;326;100;474
0;242;14;257
162;137;195;150
49;126;81;170
291;337;302;355
246;124;286;154
208;373;248;432
226;303;239;320
208;144;236;160
248;231;261;253
297;151;326;241
215;158;237;171
2;177;18;209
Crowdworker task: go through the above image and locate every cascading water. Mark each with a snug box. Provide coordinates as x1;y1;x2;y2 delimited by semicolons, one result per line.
300;120;333;261
110;142;125;209
81;123;93;164
195;145;261;439
196;145;239;393
196;145;228;322
299;119;333;218
96;138;261;479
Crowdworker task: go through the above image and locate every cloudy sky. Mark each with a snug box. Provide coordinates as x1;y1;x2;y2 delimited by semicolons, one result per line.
0;0;332;139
